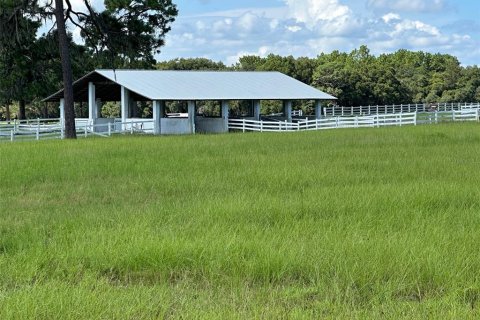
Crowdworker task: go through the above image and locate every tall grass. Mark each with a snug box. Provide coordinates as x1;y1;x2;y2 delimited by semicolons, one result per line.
1;123;480;318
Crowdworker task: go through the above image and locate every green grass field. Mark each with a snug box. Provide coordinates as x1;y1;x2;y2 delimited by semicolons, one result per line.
1;123;480;319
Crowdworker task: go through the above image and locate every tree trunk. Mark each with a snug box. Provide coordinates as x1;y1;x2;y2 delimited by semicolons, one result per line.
43;103;48;118
5;104;11;122
18;99;26;119
54;0;76;138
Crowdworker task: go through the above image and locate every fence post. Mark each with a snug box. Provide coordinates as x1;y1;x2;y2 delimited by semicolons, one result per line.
368;105;371;115
13;119;17;133
355;116;358;128
315;119;319;130
108;123;112;136
10;130;14;142
242;119;245;133
85;123;88;138
260;120;263;133
61;124;64;139
36;127;40;140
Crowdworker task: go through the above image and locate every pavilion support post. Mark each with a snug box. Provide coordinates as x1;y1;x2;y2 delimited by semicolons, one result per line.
221;100;229;132
253;100;261;121
121;86;130;131
315;100;322;120
284;100;292;122
188;100;196;134
153;100;165;135
88;82;96;125
59;98;65;130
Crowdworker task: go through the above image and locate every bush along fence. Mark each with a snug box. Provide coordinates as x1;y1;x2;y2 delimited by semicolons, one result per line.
1;108;479;142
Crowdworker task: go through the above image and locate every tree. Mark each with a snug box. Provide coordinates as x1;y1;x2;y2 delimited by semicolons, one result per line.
157;58;227;70
52;0;76;138
236;55;266;71
33;0;177;138
80;0;178;68
0;0;42;119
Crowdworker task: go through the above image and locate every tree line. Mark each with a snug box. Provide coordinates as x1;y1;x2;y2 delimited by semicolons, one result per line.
1;0;479;130
157;46;480;107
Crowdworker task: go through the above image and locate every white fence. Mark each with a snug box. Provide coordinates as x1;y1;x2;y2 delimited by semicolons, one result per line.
417;109;480;124
229;112;418;132
324;102;480;116
0;118;154;142
230;109;478;133
0;118;63;142
1;109;478;142
291;110;303;117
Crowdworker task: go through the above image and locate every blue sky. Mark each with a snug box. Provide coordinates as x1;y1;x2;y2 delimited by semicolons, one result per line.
157;0;479;65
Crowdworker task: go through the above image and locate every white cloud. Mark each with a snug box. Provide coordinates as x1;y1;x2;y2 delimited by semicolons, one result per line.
367;0;446;12
285;0;352;27
158;0;478;66
282;0;364;37
287;25;302;32
382;13;441;37
382;13;400;23
270;19;280;30
391;19;441;37
237;12;260;32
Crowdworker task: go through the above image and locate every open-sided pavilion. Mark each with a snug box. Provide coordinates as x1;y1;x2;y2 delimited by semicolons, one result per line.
44;69;337;134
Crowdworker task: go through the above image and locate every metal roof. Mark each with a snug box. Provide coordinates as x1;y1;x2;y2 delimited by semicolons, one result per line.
44;69;337;102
